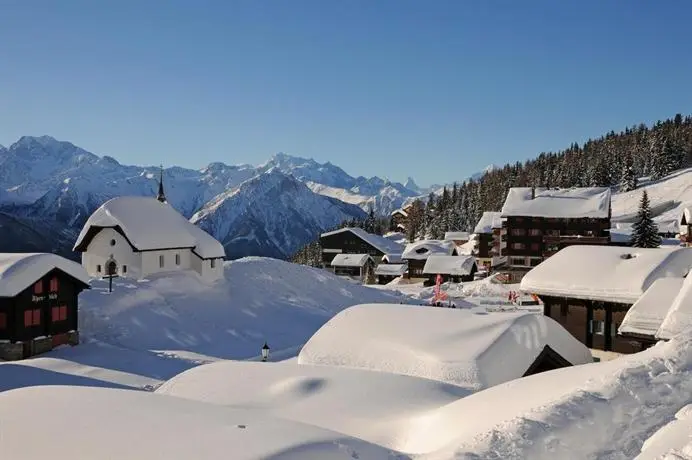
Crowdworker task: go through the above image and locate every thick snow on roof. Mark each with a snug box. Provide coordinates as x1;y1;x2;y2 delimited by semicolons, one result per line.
636;404;692;460
402;240;456;260
423;255;476;276
374;263;407;276
391;208;408;217
156;360;469;452
330;253;371;267
501;187;611;218
444;231;469;240
74;196;225;259
619;277;684;337
320;227;404;254
521;246;692;304
656;273;692;340
0;253;89;297
0;386;394;460
473;211;503;234
297;304;592;389
381;253;404;264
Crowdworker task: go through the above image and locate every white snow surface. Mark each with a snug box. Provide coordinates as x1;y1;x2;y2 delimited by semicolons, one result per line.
330;253;372;267
473;211;503;234
297;304;592;389
374;264;407;276
0;385;399;460
382;253;405;263
501;186;611;218
74;196;225;258
521;245;692;304
444;231;469;240
657;273;692;340
79;258;407;360
320;227;404;254
619;277;684;337
402;240;457;260
422;255;476;276
636;404;692;459
0;253;89;297
156;360;469;452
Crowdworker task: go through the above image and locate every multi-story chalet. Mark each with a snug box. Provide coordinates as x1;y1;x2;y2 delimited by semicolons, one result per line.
472;212;504;272
501;187;612;282
520;245;692;353
0;253;91;360
319;227;404;268
401;240;458;279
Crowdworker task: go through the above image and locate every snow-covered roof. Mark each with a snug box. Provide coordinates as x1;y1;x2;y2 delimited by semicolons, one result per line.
320;227;404;254
656;274;692;340
381;253;404;264
297;303;592;389
682;208;692;225
330;253;372;267
521;246;692;304
391;208;408;217
444;231;469;241
636;404;692;460
473;211;503;234
374;264;407;276
423;255;476;276
74;196;225;259
501;187;611;218
0;253;90;297
618;278;684;337
402;240;457;260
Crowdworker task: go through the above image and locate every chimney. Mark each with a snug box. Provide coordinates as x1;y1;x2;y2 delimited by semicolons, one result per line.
531;186;535;200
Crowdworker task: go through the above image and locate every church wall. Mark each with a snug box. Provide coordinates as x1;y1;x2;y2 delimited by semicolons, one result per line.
191;254;225;282
83;228;142;279
141;249;192;278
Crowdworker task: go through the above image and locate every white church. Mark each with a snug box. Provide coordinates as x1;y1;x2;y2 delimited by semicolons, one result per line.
73;171;226;282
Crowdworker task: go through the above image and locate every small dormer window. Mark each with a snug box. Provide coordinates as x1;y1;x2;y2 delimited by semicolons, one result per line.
415;248;429;255
110;239;116;246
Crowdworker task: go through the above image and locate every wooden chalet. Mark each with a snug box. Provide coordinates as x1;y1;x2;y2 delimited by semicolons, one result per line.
501;187;611;282
401;240;458;279
330;253;376;284
520;245;692;353
319;227;404;268
390;209;408;232
422;255;477;286
472;212;505;272
0;253;91;360
374;263;407;284
680;208;692;246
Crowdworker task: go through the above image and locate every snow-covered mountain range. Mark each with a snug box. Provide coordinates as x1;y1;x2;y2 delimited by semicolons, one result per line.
0;136;421;259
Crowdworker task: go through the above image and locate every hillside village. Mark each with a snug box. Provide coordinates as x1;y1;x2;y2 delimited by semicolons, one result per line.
4;137;692;458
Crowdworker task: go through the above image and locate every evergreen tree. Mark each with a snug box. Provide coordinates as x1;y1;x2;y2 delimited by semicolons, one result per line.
364;205;376;233
631;190;662;248
620;154;638;192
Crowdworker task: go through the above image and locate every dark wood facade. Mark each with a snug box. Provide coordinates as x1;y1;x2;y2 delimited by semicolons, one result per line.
0;269;88;355
539;295;651;353
320;231;387;267
423;266;477;286
473;233;493;260
390;211;408;231
504;216;610;281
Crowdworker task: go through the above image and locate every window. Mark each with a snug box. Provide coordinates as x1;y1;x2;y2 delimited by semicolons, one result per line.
175;254;181;266
546;229;560;237
510;228;526;236
528;229;542;236
51;305;68;322
110;239;116;246
24;309;41;327
511;242;525;250
0;312;6;329
591;320;605;336
49;277;59;292
211;258;216;269
159;255;164;268
530;243;540;251
529;258;542;267
122;265;127;274
510;257;526;266
33;280;43;295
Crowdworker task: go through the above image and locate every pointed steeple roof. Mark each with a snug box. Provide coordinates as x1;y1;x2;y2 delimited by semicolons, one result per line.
156;165;167;203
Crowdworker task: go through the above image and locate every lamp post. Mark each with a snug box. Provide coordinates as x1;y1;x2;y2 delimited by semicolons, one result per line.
261;342;270;362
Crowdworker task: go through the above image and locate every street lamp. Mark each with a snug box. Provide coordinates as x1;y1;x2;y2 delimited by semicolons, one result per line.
261;342;270;362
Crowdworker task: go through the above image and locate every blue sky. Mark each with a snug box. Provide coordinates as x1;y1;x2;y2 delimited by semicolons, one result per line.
2;0;692;186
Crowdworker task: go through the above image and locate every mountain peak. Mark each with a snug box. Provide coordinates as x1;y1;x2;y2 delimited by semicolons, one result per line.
404;176;420;191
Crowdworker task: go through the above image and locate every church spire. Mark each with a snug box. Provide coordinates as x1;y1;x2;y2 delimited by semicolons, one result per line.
156;165;167;203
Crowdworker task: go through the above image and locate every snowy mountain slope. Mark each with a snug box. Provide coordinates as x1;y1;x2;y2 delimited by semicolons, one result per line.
191;169;366;259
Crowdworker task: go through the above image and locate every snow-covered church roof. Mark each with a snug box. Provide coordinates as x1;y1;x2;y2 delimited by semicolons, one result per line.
0;253;90;297
73;196;225;259
521;246;692;304
320;227;404;254
501;187;611;218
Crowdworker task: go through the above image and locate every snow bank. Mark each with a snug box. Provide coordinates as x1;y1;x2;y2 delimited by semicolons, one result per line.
657;272;692;340
0;386;398;460
636;404;692;459
501;187;611;218
521;245;692;304
297;304;592;389
79;257;407;360
619;277;684;337
157;360;468;451
402;240;456;260
473;211;503;234
422;255;476;276
0;253;89;297
74;196;225;258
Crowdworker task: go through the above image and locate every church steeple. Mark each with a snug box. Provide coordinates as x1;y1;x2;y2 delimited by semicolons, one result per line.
156;165;167;203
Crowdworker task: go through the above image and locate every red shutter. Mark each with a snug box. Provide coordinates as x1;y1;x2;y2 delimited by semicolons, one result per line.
52;306;60;322
0;313;6;329
24;310;32;327
60;306;68;321
50;277;59;292
33;281;43;295
32;309;41;325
